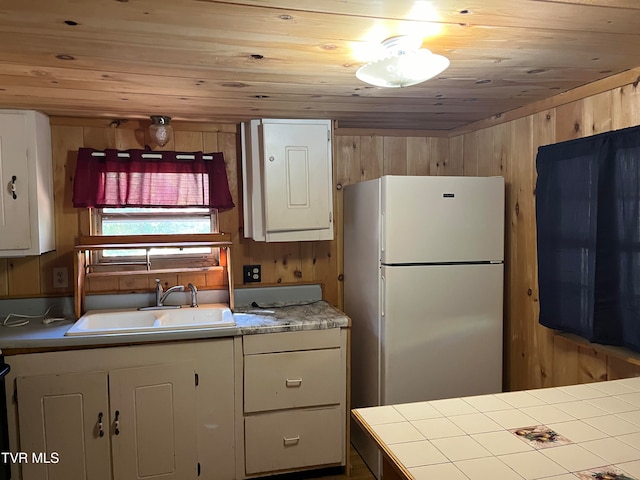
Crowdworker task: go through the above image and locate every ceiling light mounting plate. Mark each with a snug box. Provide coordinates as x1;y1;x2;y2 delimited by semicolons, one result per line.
379;35;423;57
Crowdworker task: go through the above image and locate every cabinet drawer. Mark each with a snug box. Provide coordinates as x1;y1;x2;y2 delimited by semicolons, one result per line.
243;328;341;355
244;348;341;413
244;407;343;475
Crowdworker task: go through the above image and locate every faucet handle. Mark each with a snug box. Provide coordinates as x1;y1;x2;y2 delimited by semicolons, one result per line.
188;283;198;308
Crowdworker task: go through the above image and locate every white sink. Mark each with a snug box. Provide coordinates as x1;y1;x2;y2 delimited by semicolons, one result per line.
65;310;162;335
156;306;234;328
65;303;235;336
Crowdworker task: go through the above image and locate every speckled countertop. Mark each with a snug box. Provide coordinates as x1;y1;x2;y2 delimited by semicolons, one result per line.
0;300;350;351
234;300;351;333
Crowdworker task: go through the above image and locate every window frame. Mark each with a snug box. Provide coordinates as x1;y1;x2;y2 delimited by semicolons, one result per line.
90;207;221;268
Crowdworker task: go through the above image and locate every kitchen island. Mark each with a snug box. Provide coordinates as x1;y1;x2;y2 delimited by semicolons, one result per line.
353;377;640;480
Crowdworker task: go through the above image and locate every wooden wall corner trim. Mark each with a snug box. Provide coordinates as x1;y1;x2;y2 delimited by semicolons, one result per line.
334;127;451;138
449;67;640;137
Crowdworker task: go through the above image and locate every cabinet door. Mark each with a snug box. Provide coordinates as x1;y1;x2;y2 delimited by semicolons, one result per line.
262;121;332;234
17;371;111;480
109;362;197;480
0;113;31;250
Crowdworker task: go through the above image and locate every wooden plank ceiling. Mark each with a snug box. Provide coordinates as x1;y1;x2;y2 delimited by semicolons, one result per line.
1;0;639;131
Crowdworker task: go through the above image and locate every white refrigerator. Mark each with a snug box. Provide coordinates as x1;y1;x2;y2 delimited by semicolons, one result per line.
344;175;504;477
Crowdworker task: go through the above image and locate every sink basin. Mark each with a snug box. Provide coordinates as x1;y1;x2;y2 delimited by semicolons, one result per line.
156;306;234;329
65;310;162;335
65;303;235;336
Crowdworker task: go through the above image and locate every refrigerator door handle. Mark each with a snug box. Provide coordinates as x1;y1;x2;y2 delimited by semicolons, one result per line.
380;275;385;317
380;212;385;256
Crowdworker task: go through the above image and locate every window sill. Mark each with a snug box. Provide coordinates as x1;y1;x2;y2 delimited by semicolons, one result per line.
75;233;231;250
555;331;640;368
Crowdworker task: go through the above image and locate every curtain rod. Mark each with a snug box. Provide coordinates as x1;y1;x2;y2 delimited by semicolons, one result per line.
90;152;214;160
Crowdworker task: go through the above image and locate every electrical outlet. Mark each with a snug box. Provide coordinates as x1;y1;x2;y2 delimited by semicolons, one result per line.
53;267;68;289
243;265;261;283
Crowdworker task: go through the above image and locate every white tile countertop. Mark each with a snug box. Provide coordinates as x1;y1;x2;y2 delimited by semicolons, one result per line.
352;378;640;480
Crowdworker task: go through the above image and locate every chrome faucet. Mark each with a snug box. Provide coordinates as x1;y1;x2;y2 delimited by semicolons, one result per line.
158;283;185;307
139;279;184;310
187;283;198;308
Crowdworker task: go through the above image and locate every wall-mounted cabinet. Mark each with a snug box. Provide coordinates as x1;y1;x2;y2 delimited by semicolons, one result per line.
241;119;334;242
0;110;54;257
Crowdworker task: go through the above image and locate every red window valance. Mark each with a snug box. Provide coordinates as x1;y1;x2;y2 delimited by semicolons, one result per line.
72;148;235;210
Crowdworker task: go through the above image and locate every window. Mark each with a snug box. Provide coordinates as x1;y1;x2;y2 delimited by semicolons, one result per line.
536;124;640;353
73;147;234;267
92;207;219;263
72;148;234;211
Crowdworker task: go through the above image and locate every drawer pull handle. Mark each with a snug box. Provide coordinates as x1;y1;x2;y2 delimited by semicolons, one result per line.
97;412;104;438
10;176;17;200
283;435;300;446
285;378;302;387
114;410;120;435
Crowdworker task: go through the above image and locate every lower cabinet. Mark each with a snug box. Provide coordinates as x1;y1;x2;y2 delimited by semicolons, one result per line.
18;371;111;480
239;328;349;477
4;329;349;480
5;340;235;480
109;364;196;479
17;363;196;480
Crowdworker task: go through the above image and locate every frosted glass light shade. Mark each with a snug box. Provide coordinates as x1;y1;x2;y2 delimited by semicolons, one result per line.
149;115;173;147
356;36;450;88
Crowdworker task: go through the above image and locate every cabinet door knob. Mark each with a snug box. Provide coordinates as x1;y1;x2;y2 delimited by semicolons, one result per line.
285;378;302;388
268;156;275;162
97;412;104;438
114;410;120;435
10;175;16;200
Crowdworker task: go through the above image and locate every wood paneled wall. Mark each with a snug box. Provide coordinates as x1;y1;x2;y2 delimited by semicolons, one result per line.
4;71;640;391
4;119;244;300
2;118;344;304
331;135;457;309
335;71;640;391
0;120;456;310
451;76;640;390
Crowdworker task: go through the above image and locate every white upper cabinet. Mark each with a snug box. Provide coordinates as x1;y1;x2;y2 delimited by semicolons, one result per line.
241;119;334;242
0;110;54;256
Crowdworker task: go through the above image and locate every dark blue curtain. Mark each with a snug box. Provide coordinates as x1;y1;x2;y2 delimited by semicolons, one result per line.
536;125;640;352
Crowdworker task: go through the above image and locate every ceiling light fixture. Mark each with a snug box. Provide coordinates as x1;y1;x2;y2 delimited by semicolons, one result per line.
149;115;173;147
355;35;450;88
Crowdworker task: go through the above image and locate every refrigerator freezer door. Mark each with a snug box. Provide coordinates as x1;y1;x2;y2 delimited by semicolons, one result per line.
381;263;503;405
381;176;504;264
